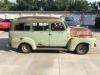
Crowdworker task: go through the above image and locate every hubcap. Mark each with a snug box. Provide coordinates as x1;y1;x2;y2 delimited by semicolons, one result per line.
21;45;29;52
78;45;87;54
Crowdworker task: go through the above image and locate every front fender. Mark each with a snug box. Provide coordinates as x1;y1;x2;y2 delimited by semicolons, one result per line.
67;37;96;51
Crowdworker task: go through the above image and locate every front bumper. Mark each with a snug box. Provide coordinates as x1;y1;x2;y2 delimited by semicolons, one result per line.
90;43;96;49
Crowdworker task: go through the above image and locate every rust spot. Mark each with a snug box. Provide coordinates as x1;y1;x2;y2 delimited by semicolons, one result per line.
70;27;92;37
17;16;59;19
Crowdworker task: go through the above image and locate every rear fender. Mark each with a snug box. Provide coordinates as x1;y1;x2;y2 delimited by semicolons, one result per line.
19;37;37;50
12;37;37;50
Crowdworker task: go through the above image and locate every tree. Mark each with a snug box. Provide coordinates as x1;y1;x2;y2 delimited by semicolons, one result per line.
9;2;17;11
0;1;2;10
97;1;100;7
97;2;100;10
90;2;98;11
0;0;10;11
16;0;36;11
55;0;69;11
44;0;57;11
33;0;45;11
1;0;99;11
69;0;89;11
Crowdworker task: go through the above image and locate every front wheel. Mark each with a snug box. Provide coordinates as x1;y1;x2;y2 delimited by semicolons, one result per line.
19;43;32;53
75;44;89;55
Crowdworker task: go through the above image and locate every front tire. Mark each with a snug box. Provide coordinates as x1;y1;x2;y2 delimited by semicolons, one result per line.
19;43;32;53
75;44;89;55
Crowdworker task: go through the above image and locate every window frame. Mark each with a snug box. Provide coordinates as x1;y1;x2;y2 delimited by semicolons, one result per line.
32;22;50;31
50;22;66;31
13;22;32;31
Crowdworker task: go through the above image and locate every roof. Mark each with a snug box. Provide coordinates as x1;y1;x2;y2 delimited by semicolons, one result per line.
17;16;59;19
13;16;63;23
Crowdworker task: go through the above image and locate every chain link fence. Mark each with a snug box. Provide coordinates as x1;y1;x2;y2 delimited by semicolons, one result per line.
0;11;99;26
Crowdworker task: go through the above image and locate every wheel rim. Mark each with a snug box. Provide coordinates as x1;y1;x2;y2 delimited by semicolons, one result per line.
78;45;87;54
21;45;29;53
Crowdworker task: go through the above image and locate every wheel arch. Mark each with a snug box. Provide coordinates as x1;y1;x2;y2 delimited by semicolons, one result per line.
18;42;32;49
75;43;90;55
75;42;89;50
17;37;37;50
67;38;91;51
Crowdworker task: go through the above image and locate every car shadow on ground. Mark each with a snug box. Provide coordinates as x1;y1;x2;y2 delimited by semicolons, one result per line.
0;38;76;54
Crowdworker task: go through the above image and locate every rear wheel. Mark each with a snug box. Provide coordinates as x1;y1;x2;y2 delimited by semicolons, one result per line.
75;44;89;55
19;43;32;53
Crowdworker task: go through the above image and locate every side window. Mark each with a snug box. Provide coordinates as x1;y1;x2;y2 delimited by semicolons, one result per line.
14;23;31;31
32;23;49;31
24;23;31;31
51;23;65;31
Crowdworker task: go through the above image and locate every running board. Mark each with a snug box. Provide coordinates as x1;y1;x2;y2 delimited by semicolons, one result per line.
36;48;67;51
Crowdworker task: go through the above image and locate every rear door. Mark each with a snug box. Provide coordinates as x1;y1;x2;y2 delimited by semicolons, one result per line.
10;22;32;45
31;22;50;47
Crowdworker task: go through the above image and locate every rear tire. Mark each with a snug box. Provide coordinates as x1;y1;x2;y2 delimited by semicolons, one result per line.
19;43;32;53
75;44;89;55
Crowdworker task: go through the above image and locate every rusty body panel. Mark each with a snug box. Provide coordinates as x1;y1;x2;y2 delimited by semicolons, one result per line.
17;16;59;19
70;27;92;37
13;16;63;24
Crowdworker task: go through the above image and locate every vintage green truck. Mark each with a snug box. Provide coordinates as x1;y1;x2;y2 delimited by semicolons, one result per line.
9;16;96;55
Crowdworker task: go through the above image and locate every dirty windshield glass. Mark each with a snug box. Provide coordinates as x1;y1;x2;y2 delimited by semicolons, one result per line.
64;17;80;27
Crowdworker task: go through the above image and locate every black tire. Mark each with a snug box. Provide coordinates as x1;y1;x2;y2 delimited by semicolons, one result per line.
19;43;32;53
75;44;89;55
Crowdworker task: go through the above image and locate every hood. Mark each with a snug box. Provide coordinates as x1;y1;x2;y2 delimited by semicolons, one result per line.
70;27;92;37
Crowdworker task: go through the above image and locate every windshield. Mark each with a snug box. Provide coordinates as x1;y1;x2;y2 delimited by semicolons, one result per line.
64;17;80;27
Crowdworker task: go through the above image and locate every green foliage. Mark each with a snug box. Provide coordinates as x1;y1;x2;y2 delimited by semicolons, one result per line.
0;0;100;11
0;0;10;11
16;0;32;11
69;0;90;11
90;2;98;11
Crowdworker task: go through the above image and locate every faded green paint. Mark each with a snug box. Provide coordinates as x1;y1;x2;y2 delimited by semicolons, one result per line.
9;16;96;52
67;37;96;51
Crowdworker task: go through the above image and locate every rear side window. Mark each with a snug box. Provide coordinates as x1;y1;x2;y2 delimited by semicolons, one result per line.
32;23;49;31
14;23;31;31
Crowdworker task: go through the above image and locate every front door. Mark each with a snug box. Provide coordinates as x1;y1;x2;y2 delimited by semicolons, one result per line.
49;23;68;47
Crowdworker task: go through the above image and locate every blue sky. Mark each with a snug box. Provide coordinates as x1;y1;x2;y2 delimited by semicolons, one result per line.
9;0;100;3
